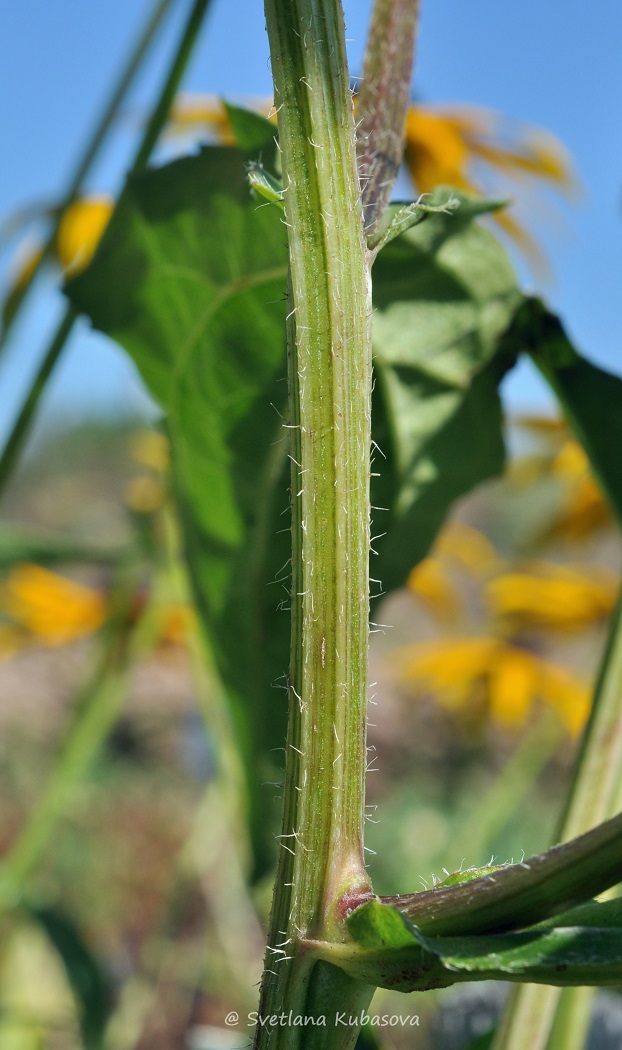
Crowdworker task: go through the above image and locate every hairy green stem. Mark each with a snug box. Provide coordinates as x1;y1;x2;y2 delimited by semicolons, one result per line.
0;0;177;348
0;0;212;499
256;0;375;1045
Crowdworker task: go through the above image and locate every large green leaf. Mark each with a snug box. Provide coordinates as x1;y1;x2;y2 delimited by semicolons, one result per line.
500;296;622;524
67;146;290;875
371;188;522;593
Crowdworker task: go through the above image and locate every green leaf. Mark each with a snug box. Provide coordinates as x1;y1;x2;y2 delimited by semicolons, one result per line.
500;296;622;524
223;100;277;156
371;188;522;593
29;904;111;1049
368;193;460;252
535;897;622;930
377;809;622;937
67;146;290;877
429;927;622;988
223;102;282;210
319;898;622;993
369;187;506;253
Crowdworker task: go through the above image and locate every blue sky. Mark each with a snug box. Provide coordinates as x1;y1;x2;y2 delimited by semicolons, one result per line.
1;0;621;441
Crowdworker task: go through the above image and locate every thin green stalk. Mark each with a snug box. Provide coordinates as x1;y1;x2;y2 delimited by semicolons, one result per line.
0;304;77;491
0;0;212;499
489;985;561;1050
0;0;177;348
555;591;622;841
129;0;211;172
492;589;622;1050
257;0;374;1045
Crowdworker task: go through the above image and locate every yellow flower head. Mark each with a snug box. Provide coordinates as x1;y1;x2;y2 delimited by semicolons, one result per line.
399;636;589;735
0;564;107;647
513;419;612;541
403;104;577;275
2;196;113;326
549;441;612;540
406;524;502;623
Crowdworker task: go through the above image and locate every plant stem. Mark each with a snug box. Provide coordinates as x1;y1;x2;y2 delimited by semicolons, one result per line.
0;304;78;492
555;590;622;841
491;589;622;1050
0;0;177;349
0;0;212;499
355;0;420;239
256;0;374;1045
129;0;212;172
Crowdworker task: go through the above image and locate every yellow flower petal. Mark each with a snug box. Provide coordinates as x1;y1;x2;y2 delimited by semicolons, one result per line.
403;108;471;192
552;440;590;479
515;414;567;436
414;105;577;194
56;196;113;276
158;603;196;646
551;478;612;541
536;660;591;736
487;565;617;632
0;565;106;646
167;93;237;143
434;522;500;575
488;647;538;728
407;557;461;621
125;476;166;514
492;208;551;284
400;637;499;704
